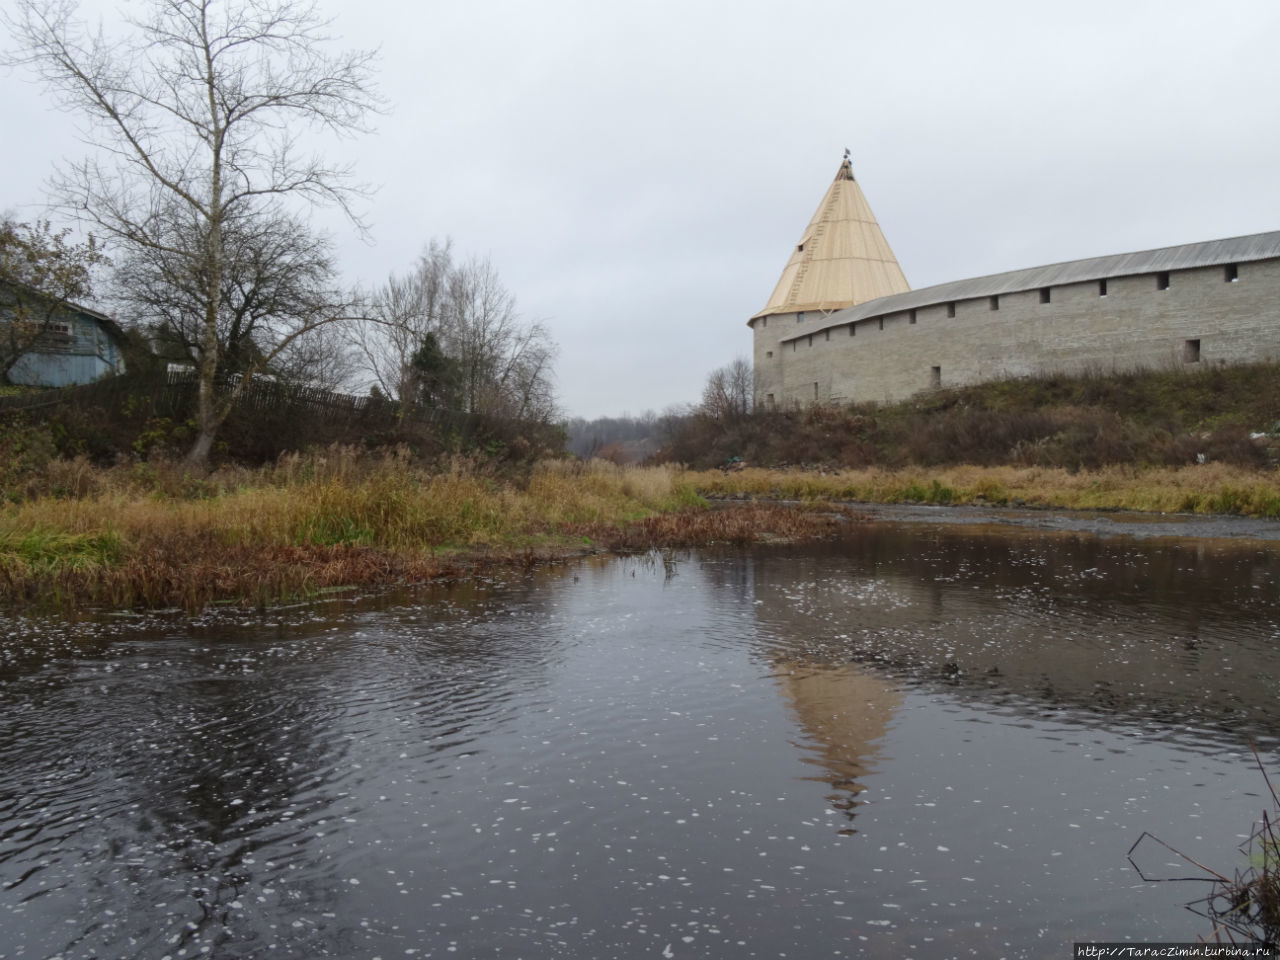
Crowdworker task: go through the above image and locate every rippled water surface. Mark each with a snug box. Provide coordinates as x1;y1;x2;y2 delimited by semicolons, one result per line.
2;521;1279;959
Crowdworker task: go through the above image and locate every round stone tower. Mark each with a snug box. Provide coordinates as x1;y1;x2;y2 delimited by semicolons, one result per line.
749;154;909;407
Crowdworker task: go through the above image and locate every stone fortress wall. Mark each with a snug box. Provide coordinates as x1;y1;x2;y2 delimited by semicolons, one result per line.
752;246;1280;407
748;160;1280;408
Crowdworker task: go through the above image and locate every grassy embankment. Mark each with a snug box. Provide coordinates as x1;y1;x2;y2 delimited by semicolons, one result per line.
664;361;1280;472
0;451;857;610
5;363;1280;611
667;362;1280;516
5;451;1278;612
687;462;1280;516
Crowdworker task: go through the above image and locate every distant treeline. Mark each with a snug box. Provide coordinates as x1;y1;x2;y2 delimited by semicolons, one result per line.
564;411;674;462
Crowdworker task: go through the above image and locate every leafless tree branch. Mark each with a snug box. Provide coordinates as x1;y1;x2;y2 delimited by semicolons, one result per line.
4;0;381;465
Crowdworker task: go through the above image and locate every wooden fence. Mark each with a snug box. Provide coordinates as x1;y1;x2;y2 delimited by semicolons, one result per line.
0;371;450;426
0;371;542;461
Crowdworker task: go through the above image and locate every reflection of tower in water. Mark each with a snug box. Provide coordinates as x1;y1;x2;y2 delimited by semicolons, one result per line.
733;522;1280;829
700;547;906;832
772;661;902;834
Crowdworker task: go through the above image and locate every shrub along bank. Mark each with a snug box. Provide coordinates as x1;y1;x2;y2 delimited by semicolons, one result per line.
659;362;1280;471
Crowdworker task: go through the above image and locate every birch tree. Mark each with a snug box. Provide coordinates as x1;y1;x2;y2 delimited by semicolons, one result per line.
5;0;379;465
443;256;557;422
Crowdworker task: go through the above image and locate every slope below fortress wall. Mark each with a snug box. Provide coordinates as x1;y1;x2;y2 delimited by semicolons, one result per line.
751;256;1280;407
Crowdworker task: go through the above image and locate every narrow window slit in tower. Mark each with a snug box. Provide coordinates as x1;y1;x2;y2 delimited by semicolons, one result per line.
1039;287;1051;304
1099;279;1108;297
1157;272;1170;291
1225;264;1238;283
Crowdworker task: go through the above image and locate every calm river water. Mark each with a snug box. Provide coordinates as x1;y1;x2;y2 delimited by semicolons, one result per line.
2;518;1279;959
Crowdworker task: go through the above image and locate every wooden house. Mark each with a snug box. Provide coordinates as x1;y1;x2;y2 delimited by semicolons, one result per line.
1;283;128;387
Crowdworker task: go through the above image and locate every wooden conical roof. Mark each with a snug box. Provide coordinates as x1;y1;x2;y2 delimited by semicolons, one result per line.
753;157;909;319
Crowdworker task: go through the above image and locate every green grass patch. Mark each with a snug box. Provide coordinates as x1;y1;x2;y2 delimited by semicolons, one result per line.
0;529;127;572
295;515;377;547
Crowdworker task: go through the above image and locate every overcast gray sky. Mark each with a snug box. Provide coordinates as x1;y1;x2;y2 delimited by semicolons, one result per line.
4;0;1280;418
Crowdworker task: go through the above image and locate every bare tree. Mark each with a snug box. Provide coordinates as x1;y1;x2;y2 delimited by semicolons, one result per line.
282;320;359;392
443;256;557;421
0;217;107;383
356;243;558;423
655;402;696;445
113;204;357;389
701;356;754;423
352;239;454;406
5;0;380;465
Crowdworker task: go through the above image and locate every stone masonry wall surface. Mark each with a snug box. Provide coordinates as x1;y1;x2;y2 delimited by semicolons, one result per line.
751;258;1280;407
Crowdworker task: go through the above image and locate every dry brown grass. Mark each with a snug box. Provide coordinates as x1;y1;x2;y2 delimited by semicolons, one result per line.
5;447;1278;612
0;451;707;610
688;463;1280;516
582;502;865;551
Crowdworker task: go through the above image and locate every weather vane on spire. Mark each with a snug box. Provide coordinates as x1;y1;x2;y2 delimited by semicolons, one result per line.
839;147;855;180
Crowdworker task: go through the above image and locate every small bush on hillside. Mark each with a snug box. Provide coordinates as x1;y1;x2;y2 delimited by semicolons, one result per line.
654;363;1280;471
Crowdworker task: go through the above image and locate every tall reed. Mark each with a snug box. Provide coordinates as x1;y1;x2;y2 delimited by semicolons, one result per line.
0;451;704;609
